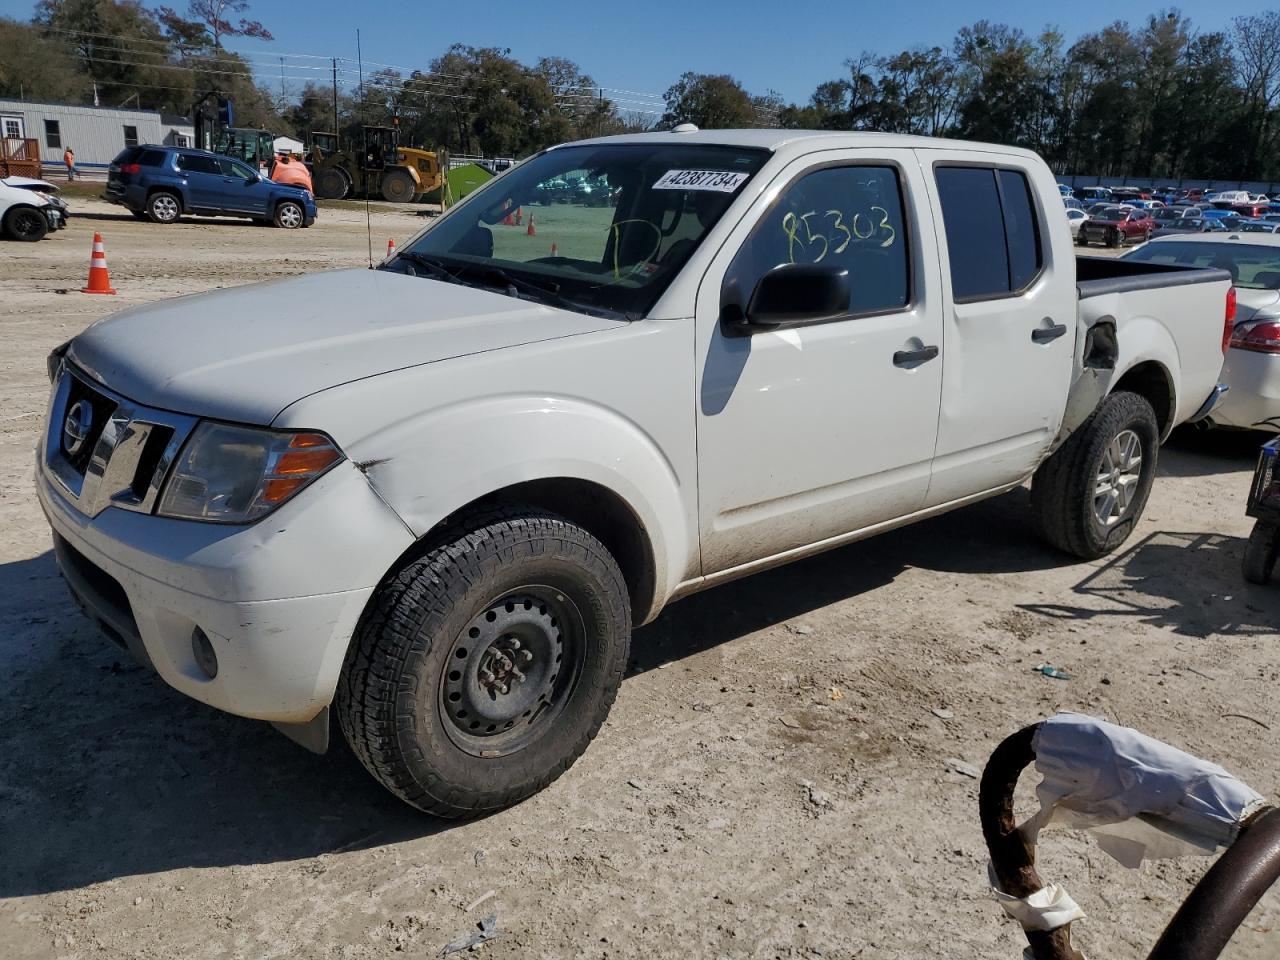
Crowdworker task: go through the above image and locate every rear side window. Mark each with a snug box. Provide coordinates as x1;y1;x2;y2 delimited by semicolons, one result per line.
112;147;144;165
936;166;1043;301
138;149;166;167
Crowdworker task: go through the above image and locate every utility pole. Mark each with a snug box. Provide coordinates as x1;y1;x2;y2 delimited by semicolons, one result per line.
279;56;286;108
332;58;339;136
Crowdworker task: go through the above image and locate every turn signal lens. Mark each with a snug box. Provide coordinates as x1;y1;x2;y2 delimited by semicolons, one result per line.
1224;287;1237;354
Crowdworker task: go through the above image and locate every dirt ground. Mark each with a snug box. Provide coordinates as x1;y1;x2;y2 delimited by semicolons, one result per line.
2;198;1278;960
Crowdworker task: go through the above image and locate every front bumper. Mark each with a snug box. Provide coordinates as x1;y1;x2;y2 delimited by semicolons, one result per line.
1214;347;1280;431
35;389;414;724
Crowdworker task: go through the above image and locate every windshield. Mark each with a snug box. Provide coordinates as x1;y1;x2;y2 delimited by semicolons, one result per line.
1152;208;1184;221
1125;241;1280;289
389;143;770;319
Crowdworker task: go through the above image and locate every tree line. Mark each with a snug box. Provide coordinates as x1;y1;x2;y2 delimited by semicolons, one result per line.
3;2;1280;180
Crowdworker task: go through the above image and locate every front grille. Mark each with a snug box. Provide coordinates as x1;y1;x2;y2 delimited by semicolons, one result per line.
43;366;198;519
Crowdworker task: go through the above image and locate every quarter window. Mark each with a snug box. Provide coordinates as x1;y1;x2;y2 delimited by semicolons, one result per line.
729;165;910;318
123;125;139;147
44;120;61;149
935;166;1044;301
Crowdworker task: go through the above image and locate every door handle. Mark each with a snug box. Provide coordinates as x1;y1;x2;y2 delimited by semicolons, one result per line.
893;345;939;367
1032;323;1068;344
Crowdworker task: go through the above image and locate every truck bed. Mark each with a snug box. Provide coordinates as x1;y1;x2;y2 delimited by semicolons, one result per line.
1076;255;1231;299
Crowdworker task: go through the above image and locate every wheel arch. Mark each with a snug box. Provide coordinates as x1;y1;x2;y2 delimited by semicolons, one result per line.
1111;359;1176;439
145;184;185;211
381;477;659;627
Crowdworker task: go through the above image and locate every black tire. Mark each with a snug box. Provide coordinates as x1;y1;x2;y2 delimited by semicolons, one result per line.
1031;391;1160;560
273;200;304;229
146;191;181;224
4;206;48;241
1076;234;1089;247
380;169;416;203
1243;521;1280;584
315;167;350;200
338;508;631;818
1107;228;1121;248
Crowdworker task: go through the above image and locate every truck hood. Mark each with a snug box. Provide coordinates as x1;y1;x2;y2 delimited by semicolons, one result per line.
68;269;621;424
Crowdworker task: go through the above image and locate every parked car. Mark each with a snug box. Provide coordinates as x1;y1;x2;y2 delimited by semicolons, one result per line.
1200;208;1237;221
1208;190;1253;208
1086;201;1133;217
1063;196;1085;211
1125;233;1280;431
1075;185;1113;202
105;144;316;228
1150;217;1227;239
37;130;1232;816
1078;205;1154;247
1174;188;1207;205
1057;183;1073;196
1065;207;1089;237
0;175;67;241
1236;221;1280;234
1152;206;1201;222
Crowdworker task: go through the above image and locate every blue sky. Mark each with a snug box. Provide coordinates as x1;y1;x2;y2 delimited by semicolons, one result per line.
3;0;1276;109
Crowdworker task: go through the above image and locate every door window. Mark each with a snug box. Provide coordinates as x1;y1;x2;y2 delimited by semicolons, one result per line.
935;166;1043;301
729;165;910;318
219;158;257;179
176;154;221;175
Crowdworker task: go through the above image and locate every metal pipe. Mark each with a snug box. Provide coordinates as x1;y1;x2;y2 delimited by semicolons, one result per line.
979;723;1086;960
1147;805;1280;960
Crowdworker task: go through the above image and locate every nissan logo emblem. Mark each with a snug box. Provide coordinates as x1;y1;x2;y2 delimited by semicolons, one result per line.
63;400;93;457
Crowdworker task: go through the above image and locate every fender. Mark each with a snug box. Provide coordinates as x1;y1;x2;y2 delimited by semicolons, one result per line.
1109;312;1181;434
333;393;693;616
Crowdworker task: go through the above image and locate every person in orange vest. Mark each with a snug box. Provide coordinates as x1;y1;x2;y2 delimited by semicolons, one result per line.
270;152;313;193
63;146;76;181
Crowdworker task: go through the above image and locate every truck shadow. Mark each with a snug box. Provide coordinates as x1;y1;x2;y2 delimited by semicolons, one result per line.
1018;530;1279;638
1159;425;1269;478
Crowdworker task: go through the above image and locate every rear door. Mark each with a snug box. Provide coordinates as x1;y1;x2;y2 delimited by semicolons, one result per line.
175;153;224;209
917;151;1076;507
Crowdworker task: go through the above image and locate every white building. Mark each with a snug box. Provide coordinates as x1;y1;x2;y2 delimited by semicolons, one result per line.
0;99;192;177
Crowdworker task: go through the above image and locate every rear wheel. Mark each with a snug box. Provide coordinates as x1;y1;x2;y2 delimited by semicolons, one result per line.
1107;228;1121;248
273;200;304;229
4;206;48;241
380;169;416;203
338;508;631;818
146;191;180;224
1243;521;1280;584
1031;391;1159;560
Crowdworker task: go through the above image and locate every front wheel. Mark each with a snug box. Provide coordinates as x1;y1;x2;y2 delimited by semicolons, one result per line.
273;200;304;229
1031;391;1160;559
338;508;631;818
1243;521;1280;584
4;206;48;241
380;169;416;203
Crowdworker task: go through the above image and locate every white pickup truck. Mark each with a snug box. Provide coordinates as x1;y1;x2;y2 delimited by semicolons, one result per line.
37;130;1234;817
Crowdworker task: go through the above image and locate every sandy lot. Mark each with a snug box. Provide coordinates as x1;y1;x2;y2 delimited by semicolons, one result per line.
1;198;1278;960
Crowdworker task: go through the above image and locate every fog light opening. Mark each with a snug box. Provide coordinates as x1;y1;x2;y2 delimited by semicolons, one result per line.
192;627;218;679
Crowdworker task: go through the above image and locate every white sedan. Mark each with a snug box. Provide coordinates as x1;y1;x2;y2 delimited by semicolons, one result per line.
1065;206;1089;237
1123;233;1280;431
0;175;67;241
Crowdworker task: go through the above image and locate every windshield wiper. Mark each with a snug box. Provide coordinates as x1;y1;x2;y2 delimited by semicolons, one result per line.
451;263;626;320
388;251;462;285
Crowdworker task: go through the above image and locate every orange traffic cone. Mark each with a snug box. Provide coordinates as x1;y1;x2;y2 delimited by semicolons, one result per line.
515;207;523;225
81;232;117;295
526;213;536;237
502;209;514;226
386;237;396;259
550;243;558;256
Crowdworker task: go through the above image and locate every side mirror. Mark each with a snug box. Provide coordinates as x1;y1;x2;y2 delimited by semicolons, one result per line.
744;263;850;330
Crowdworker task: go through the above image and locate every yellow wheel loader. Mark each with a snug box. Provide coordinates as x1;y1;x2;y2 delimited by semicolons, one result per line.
308;126;444;203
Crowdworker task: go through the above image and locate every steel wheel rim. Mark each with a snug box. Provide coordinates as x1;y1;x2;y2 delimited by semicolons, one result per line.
153;196;177;221
1093;428;1143;527
279;204;301;228
438;586;585;758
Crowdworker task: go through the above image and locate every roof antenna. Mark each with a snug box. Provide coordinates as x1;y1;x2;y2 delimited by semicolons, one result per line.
358;28;373;269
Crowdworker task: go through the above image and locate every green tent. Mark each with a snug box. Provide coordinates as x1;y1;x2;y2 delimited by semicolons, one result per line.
423;163;493;204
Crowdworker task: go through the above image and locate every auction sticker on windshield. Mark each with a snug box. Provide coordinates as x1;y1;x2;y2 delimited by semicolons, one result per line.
652;170;750;192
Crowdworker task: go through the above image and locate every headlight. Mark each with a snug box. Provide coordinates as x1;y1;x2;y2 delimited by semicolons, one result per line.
158;423;343;523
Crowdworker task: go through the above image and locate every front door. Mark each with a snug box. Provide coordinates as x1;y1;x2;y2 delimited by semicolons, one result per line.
916;151;1075;506
216;157;270;215
695;150;945;574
